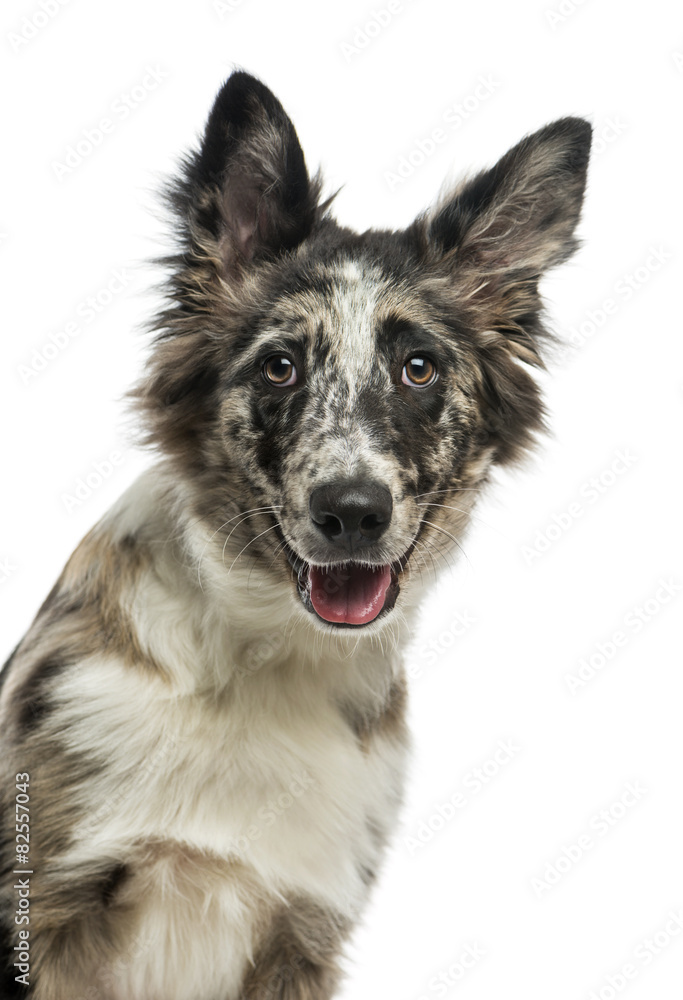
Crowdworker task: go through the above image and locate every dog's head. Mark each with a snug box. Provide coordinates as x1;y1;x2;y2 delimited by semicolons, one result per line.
136;72;590;634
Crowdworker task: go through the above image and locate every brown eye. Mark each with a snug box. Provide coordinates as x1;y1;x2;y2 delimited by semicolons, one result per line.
402;356;436;387
263;355;297;387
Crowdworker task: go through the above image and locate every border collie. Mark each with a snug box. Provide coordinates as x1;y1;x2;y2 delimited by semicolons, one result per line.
0;72;590;999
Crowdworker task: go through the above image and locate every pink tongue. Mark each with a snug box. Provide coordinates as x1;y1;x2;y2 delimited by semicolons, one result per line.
309;564;391;625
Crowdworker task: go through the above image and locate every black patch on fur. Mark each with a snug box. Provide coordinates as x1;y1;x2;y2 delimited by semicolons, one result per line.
241;900;347;999
0;920;24;1000
358;863;377;886
162;360;219;409
13;656;65;733
100;862;129;907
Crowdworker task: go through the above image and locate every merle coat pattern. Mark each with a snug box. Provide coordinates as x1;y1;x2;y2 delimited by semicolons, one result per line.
0;72;591;999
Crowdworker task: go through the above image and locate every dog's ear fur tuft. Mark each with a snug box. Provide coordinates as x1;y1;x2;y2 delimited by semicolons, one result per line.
423;117;591;354
428;116;591;276
135;74;324;458
429;118;591;270
174;71;323;274
416;117;591;466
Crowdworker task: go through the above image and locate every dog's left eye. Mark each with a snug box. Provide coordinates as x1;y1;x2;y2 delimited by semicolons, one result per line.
263;355;297;387
402;356;437;387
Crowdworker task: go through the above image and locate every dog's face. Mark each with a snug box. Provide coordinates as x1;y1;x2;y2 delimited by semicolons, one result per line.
137;73;590;633
216;257;482;629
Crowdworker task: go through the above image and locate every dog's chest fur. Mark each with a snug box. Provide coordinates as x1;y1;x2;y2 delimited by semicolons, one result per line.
67;664;406;999
10;470;409;999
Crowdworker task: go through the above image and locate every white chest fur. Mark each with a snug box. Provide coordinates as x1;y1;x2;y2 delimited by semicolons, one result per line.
51;649;407;999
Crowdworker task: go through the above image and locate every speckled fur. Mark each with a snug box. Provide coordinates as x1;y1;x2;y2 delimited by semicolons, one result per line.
0;72;590;999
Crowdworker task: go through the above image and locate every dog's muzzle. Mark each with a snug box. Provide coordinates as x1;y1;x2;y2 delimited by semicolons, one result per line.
289;480;402;627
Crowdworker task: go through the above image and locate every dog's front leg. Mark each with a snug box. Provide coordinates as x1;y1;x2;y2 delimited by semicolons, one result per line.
238;901;349;1000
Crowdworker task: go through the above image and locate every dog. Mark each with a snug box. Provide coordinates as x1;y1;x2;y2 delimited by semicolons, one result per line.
0;71;591;999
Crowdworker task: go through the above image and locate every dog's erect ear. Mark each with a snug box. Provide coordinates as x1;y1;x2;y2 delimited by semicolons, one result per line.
181;71;321;271
417;118;591;467
424;117;591;345
137;74;322;459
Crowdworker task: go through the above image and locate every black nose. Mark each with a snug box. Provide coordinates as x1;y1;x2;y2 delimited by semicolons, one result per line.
309;481;393;551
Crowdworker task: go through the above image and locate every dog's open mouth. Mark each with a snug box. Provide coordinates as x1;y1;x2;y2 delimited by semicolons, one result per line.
282;544;413;628
306;563;398;625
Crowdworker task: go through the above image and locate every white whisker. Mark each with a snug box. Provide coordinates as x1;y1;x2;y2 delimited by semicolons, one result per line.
197;505;281;591
416;501;507;538
421;519;472;570
414;487;485;499
225;525;280;578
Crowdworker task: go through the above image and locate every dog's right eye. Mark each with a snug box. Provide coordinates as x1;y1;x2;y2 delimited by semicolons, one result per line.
263;355;297;387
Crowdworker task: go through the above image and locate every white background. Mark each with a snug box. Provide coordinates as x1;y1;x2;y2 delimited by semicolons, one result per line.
1;1;682;998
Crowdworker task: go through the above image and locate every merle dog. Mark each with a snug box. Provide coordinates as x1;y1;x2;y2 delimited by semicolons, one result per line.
0;72;590;999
